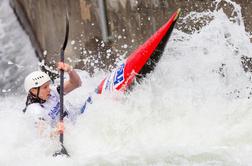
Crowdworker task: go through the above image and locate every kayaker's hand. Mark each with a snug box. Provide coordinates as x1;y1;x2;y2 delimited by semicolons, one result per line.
56;121;65;134
57;62;73;73
49;121;65;139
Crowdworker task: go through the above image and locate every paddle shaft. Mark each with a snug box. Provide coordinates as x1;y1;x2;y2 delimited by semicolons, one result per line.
53;12;70;157
59;48;64;144
59;11;69;145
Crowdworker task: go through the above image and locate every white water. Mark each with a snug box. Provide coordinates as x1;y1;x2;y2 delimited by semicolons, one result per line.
0;0;37;95
2;0;252;165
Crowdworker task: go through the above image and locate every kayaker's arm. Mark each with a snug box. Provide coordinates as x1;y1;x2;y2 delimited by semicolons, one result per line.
57;62;82;94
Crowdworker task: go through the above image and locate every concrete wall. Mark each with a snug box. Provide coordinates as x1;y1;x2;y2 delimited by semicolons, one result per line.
10;0;252;74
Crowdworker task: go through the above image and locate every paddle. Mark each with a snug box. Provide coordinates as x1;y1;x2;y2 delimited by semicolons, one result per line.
53;11;70;157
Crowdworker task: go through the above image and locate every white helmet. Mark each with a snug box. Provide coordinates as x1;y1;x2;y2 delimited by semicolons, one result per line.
24;71;51;93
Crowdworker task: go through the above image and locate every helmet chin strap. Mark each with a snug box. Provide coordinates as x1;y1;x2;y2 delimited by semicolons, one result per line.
22;87;46;113
36;87;41;98
31;87;44;102
35;87;46;103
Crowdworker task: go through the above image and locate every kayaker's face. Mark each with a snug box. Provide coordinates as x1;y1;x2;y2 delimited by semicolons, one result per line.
31;81;51;100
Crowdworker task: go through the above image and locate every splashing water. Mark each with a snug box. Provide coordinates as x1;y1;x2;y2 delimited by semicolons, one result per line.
1;0;252;165
0;0;37;95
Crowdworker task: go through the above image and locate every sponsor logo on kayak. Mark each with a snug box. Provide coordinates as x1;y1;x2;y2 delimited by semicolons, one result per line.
113;63;125;88
101;63;125;92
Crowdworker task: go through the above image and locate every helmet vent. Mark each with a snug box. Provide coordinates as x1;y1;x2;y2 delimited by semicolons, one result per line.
32;75;45;81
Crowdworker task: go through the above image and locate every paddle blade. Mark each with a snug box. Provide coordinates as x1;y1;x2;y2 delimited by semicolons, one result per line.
53;144;70;157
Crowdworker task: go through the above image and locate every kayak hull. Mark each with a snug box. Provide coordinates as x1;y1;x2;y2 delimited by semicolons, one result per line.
97;9;181;94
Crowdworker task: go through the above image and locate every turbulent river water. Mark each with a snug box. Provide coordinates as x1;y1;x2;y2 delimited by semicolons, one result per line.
1;0;252;165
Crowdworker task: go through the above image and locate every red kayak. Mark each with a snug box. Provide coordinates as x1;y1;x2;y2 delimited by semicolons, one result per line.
81;9;181;113
97;9;181;94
